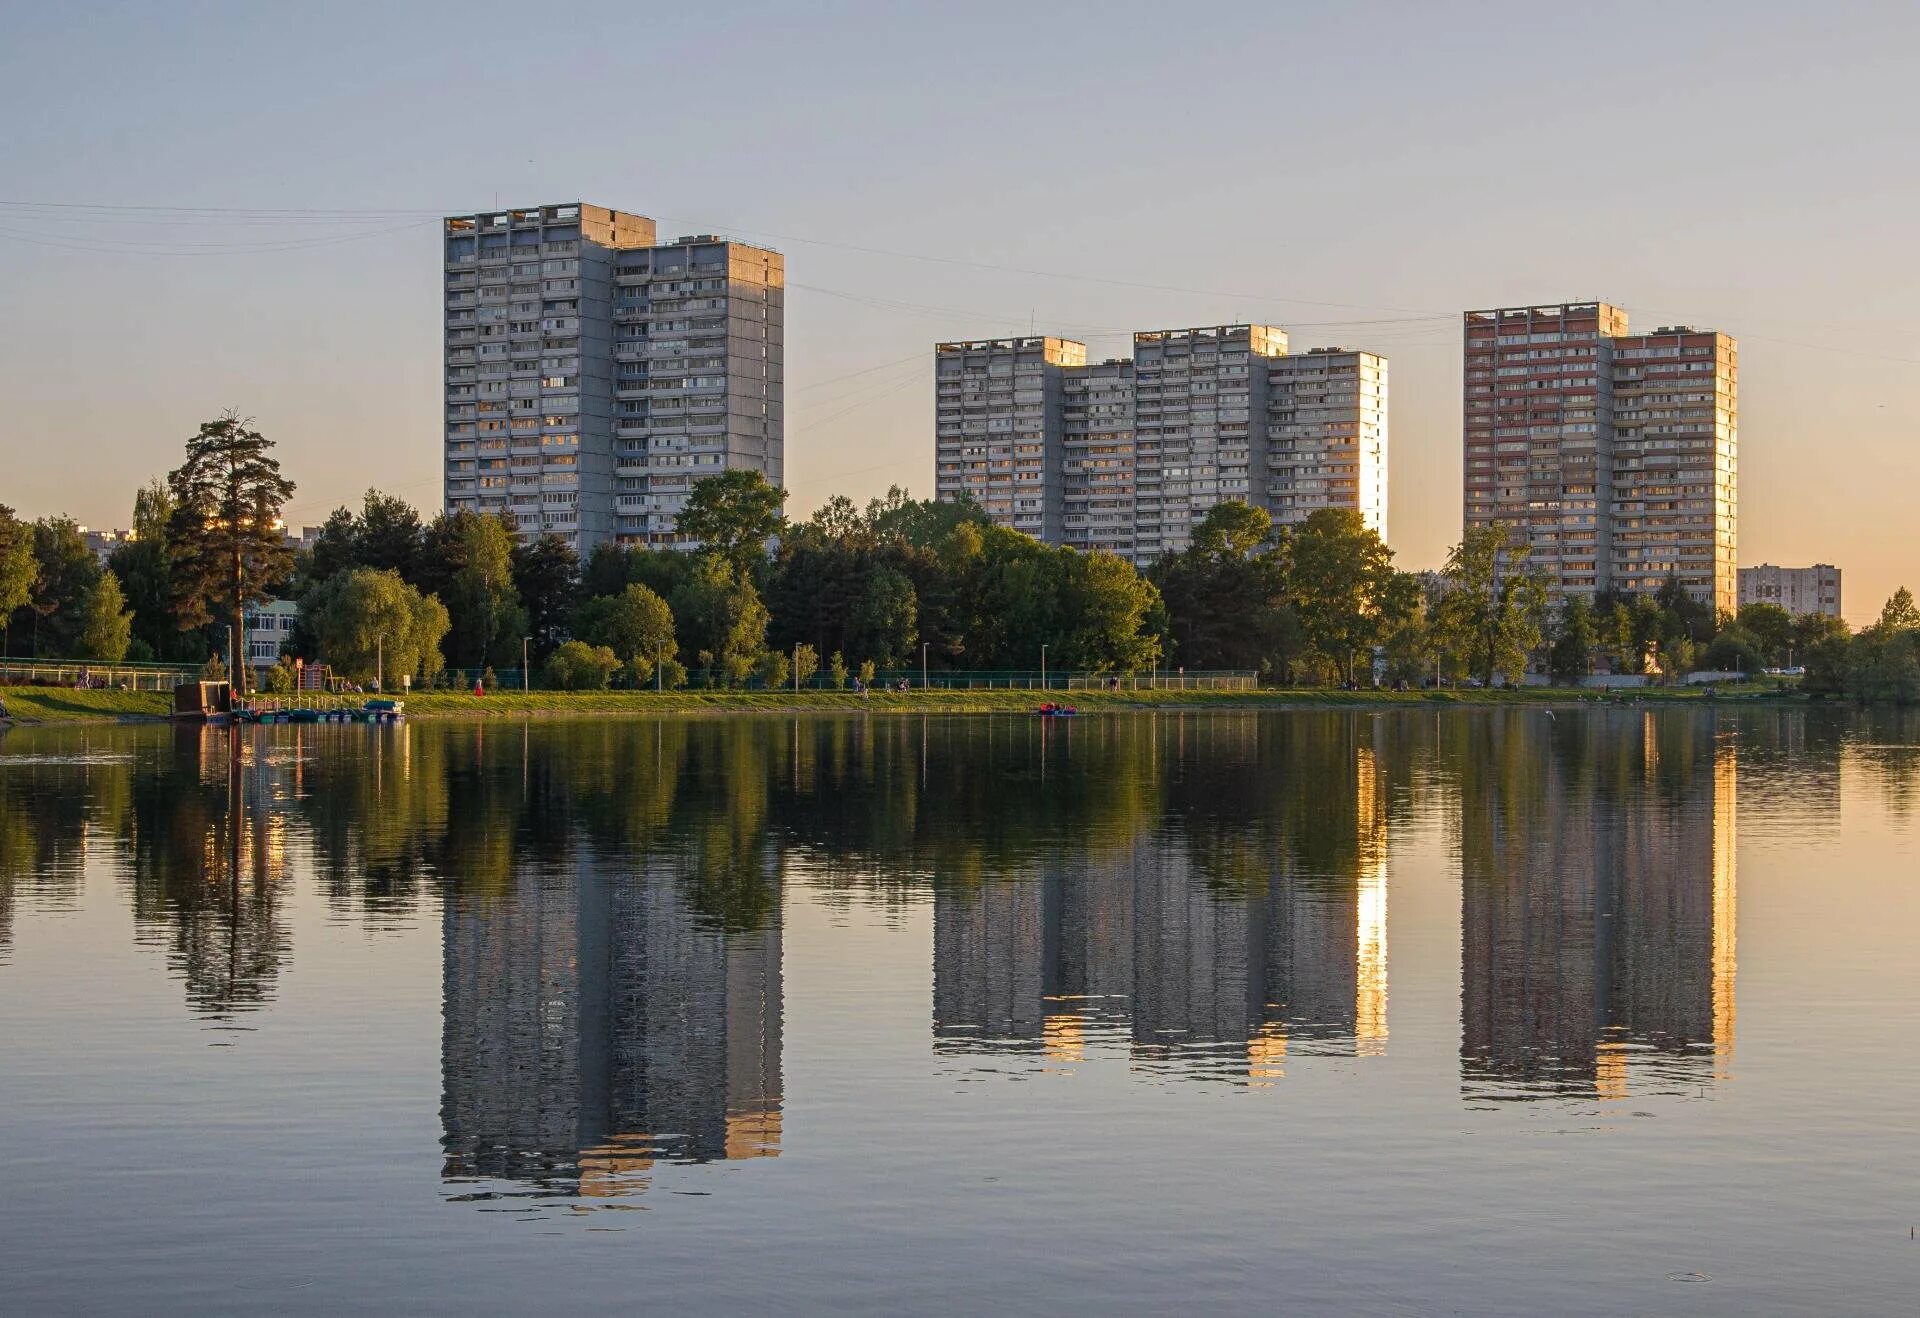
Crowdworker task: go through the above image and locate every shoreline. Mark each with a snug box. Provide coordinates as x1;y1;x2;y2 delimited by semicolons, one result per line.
0;682;1806;725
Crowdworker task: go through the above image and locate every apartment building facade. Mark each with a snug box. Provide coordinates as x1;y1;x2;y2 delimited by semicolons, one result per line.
443;202;783;554
935;325;1387;564
1462;302;1736;613
1738;563;1841;618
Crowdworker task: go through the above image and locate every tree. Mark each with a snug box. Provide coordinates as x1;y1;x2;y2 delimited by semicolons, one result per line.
1153;503;1293;676
543;640;619;691
420;510;525;668
1735;602;1795;666
1433;524;1547;686
109;480;206;663
677;469;786;572
1703;624;1762;676
1797;615;1854;696
1054;550;1163;673
793;642;820;689
1878;586;1920;633
307;506;361;584
0;504;35;624
756;649;791;690
575;583;676;679
849;564;918;668
512;533;581;660
671;556;769;687
355;491;422;579
1377;572;1432;684
1548;596;1597;682
77;570;134;661
24;517;101;657
1290;508;1394;684
302;568;449;686
828;651;848;689
166;412;296;693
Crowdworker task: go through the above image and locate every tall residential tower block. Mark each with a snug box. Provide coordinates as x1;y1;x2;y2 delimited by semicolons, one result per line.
1463;302;1736;612
935;325;1387;563
443;202;783;554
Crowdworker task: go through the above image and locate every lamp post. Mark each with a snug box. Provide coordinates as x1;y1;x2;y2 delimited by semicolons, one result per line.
793;642;800;693
1040;644;1048;691
376;634;383;694
921;641;928;691
655;641;663;692
522;637;530;692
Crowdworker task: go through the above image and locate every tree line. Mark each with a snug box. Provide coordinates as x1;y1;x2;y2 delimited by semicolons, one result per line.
3;412;1914;701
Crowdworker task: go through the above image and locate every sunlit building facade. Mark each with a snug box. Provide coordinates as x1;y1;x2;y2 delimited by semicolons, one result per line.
1462;302;1737;613
443;202;783;553
1739;563;1842;618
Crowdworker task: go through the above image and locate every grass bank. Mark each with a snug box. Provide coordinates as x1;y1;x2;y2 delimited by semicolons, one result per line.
0;681;1797;724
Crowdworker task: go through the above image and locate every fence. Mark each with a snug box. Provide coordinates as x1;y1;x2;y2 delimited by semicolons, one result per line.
426;666;1260;693
0;657;202;692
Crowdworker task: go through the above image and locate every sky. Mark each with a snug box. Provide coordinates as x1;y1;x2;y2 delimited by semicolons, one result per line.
0;0;1915;624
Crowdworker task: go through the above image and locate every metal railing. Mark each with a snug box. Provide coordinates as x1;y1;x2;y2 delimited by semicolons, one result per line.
0;657;203;692
422;666;1260;693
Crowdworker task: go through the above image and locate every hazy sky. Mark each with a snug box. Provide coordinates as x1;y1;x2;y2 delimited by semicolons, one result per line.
1;0;1914;622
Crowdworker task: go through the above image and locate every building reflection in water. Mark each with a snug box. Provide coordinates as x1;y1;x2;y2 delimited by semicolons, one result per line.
932;731;1393;1083
1457;712;1737;1101
439;849;783;1203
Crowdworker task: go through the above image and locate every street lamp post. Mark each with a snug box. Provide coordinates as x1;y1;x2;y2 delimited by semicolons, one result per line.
522;637;529;692
793;642;800;693
922;641;928;691
655;641;663;692
1041;644;1048;691
376;634;383;694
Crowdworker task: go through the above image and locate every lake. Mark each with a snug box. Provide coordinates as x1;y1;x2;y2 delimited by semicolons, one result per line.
1;708;1916;1314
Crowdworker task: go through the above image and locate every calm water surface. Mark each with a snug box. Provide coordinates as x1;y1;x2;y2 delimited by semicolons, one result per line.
1;709;1916;1314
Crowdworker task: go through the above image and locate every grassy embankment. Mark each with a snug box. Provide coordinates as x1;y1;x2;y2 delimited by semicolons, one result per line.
0;680;1797;724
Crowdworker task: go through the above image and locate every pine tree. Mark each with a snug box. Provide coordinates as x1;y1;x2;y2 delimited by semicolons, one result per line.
166;412;295;694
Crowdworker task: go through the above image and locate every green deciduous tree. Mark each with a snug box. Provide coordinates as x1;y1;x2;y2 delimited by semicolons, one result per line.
302;567;449;686
1433;524;1547;687
77;570;134;661
575;582;677;679
671;556;769;687
25;517;100;657
677;469;786;573
1289;508;1394;684
0;504;35;623
544;640;620;691
512;533;581;660
419;510;525;668
1735;602;1795;666
165;412;296;693
1548;596;1597;681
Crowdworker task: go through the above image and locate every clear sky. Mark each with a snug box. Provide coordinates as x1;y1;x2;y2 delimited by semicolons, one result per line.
1;0;1914;623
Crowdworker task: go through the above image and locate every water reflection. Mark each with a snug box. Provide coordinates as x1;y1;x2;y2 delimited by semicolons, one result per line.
1455;712;1738;1102
441;857;782;1201
7;707;1912;1122
931;733;1394;1081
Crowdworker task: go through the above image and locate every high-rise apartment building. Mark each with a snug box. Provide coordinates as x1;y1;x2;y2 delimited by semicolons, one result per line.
933;336;1083;541
1738;563;1842;618
935;324;1388;564
443;202;782;554
1462;302;1736;613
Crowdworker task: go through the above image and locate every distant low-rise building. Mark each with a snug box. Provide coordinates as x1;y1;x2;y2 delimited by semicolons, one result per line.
79;527;133;564
1738;564;1841;618
242;600;299;680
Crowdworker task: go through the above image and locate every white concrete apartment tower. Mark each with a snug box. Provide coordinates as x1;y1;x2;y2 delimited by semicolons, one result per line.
444;203;783;554
934;324;1387;564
